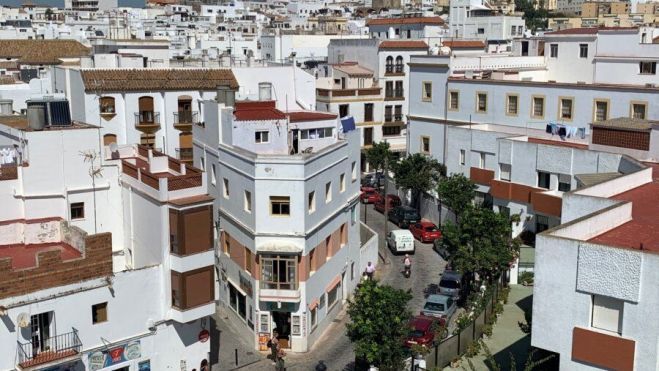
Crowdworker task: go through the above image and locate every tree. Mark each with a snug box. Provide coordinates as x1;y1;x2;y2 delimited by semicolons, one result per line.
346;280;413;371
438;206;519;277
365;141;395;175
436;173;477;221
392;153;446;210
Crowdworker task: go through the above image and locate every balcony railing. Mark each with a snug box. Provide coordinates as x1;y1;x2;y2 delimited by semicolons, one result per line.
385;89;404;100
385;114;404;122
174;111;198;130
385;65;404;75
316;87;381;99
176;147;193;162
17;329;82;369
134;111;161;131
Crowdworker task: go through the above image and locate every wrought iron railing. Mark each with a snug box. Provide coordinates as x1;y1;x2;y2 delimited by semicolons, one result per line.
17;328;82;368
174;111;198;125
134;111;160;126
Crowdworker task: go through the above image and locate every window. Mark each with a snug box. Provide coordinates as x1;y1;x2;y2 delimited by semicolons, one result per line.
459;149;465;165
327;282;341;308
449;91;459;110
99;96;115;115
639;61;657;75
199;157;205;172
560;98;573;120
308;191;316;214
244;190;252;212
631;102;647;120
536;214;549;233
223;178;229;198
550;44;558;58
421;136;430;154
260;254;297;290
339;104;349;117
591;295;623;334
211;164;217;186
383;125;402;136
351;205;357;225
478;152;486;168
351;161;357;181
594;100;608;122
70;202;84;220
510;25;516;35
506;94;518;115
537;171;550;189
500;163;511;181
270;196;290;216
477;28;484;34
422;81;432;102
340;173;345;193
325;182;332;203
532;96;545;118
255;131;269;143
259;313;269;333
499;205;510;219
245;247;253;274
476;92;487;113
310;307;317;328
395;81;403;97
579;44;588;58
351;262;355;281
558;174;571;192
364;103;374;122
301;127;333;139
384;105;392;122
309;249;316;273
92;302;108;324
223;235;231;256
291;315;301;336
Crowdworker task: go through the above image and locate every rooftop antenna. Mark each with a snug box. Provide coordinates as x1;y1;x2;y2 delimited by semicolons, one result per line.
80;150;103;234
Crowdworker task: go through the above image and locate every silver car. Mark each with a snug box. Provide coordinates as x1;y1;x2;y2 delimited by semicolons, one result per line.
420;294;457;325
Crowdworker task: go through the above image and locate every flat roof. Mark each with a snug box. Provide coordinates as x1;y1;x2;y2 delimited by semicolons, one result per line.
0;242;81;269
588;163;659;252
591;117;656;131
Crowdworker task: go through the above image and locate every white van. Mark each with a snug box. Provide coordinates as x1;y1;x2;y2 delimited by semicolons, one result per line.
386;230;415;254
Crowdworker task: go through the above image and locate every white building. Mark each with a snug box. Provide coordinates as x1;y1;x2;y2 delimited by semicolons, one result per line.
193;96;377;353
0;107;215;371
259;32;365;64
65;0;119;12
366;15;447;40
448;0;525;41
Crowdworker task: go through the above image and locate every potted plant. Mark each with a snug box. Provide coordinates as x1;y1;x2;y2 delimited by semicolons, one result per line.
450;357;462;368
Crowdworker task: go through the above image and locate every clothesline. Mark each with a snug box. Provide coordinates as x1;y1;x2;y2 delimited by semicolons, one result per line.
545;122;586;140
0;147;17;165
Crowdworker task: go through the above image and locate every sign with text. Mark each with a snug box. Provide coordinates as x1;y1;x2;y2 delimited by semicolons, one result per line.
88;340;141;370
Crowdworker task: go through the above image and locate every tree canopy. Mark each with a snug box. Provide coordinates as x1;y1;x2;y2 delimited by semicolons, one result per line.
438;206;519;276
365;141;395;175
346;280;413;371
515;0;549;31
392;154;446;209
437;173;477;221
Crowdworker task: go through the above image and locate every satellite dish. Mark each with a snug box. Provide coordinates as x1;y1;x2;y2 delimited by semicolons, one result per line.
17;313;30;328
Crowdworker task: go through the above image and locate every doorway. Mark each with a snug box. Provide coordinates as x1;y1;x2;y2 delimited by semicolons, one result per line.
31;312;54;354
363;127;373;146
271;311;291;349
292;129;299;154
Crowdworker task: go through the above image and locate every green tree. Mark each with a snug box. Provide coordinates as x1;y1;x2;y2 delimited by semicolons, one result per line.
392;153;446;210
365;141;395;175
438;206;519;277
436;173;477;221
346;280;413;371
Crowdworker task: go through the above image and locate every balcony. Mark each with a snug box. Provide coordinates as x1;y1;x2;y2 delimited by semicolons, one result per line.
170;266;215;323
385;89;405;101
530;191;562;218
0;164;18;181
469;167;495;186
173;111;198;132
384;114;404;124
134;111;160;132
385;64;405;76
176;147;193;164
316;87;382;101
17;329;82;370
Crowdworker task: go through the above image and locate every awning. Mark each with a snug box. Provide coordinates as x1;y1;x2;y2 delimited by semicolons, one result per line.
257;241;302;254
308;298;320;310
325;275;341;293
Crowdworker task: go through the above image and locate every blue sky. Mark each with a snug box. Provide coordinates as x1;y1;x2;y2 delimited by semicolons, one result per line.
0;0;145;7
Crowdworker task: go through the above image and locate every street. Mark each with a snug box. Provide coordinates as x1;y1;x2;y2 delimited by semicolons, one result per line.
214;202;448;371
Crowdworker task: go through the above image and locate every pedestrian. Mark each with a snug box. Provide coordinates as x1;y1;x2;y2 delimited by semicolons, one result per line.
365;261;375;280
275;343;286;371
315;360;328;371
268;330;279;364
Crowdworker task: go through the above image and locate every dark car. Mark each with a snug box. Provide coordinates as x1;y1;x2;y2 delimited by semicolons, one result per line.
404;315;440;348
439;270;469;301
433;239;450;260
388;206;420;228
361;172;385;188
374;194;401;213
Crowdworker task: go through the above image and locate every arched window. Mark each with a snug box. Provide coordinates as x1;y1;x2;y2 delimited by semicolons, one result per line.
138;96;155;123
99;96;115;116
103;133;117;146
395;56;404;73
385;56;393;73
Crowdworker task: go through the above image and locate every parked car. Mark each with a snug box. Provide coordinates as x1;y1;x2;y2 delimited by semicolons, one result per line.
374;194;401;213
404;315;440;348
386;229;415;254
409;220;442;243
387;206;420;228
432;239;450;261
359;187;380;204
439;270;468;300
421;294;457;326
361;172;385;188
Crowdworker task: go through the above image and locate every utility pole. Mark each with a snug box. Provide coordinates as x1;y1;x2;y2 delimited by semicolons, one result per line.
383;154;389;240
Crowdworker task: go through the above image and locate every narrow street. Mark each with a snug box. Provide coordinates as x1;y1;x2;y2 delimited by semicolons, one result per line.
215;202;448;371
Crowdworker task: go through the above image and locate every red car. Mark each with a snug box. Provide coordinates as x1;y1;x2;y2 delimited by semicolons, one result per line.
374;194;401;213
359;187;380;204
404;315;439;348
409;220;442;243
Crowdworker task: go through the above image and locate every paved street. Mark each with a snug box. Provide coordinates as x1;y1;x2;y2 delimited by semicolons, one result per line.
214;202;447;370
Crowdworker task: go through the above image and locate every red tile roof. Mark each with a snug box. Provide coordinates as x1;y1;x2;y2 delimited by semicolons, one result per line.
366;16;444;26
379;40;429;49
287;111;337;123
234;100;286;121
81;69;239;92
546;26;637;35
442;40;485;49
588;163;659;252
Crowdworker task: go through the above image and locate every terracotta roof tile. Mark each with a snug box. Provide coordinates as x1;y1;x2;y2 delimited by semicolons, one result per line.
0;40;90;65
379;40;429;49
442;40;485;48
80;68;239;92
287;111;337;123
366;16;444;26
545;26;637;35
234;101;286;121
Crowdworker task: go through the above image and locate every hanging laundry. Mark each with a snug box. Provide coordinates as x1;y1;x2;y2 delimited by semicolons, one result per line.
577;128;586;139
558;126;567;137
545;124;552;134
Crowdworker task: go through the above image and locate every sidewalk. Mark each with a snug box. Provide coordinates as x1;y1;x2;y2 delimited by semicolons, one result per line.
212;304;265;371
463;285;533;370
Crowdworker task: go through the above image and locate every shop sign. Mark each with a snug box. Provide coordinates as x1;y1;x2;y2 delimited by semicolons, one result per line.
88;340;141;370
239;271;253;297
258;332;270;351
198;329;210;343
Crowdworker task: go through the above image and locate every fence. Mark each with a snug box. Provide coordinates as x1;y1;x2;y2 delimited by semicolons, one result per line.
424;276;505;369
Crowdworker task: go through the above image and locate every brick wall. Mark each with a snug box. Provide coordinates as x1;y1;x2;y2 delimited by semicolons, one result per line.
592;127;650;151
0;233;113;300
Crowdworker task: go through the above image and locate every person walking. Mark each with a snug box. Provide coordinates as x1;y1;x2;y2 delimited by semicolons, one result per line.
268;331;279;364
365;261;375;280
